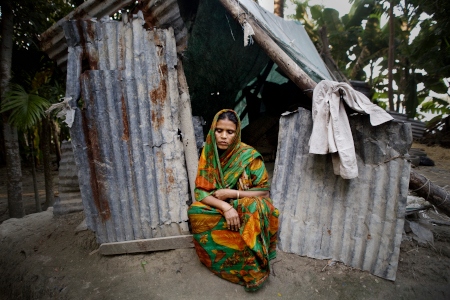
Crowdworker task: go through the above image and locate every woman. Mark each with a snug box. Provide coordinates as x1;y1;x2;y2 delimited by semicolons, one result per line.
188;109;279;292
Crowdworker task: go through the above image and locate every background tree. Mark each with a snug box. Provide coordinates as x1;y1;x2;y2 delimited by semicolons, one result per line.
274;0;285;17
291;0;450;122
1;82;51;212
0;0;74;217
1;0;24;218
291;0;380;82
387;0;396;111
371;0;449;117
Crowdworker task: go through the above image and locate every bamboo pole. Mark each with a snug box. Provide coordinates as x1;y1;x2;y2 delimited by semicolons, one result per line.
177;59;198;202
218;0;317;94
409;170;450;218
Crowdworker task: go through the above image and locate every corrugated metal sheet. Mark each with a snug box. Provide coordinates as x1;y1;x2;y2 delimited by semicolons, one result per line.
53;141;83;216
40;0;187;70
140;0;188;53
271;108;412;281
388;111;426;140
63;16;190;244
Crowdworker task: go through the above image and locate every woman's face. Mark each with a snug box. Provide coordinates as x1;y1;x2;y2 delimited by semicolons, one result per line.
215;118;237;150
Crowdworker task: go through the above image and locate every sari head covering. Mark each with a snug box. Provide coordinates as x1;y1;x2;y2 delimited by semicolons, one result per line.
195;109;266;201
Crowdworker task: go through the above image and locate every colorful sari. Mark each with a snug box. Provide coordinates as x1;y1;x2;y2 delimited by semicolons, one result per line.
188;109;279;291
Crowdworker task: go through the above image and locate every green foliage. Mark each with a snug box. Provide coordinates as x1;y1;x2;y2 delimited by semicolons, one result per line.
420;97;450;115
0;84;50;131
291;0;450;119
8;0;75;51
345;0;376;29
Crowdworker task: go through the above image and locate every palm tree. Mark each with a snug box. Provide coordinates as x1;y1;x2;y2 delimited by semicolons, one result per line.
1;83;51;212
291;0;379;82
0;0;25;218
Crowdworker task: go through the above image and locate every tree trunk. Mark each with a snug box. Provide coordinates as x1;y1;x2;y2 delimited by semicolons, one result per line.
0;121;5;166
369;60;374;87
350;46;370;79
3;122;24;217
1;0;25;218
319;26;350;83
410;170;450;218
274;0;285;18
388;1;395;111
42;116;54;208
29;132;42;212
51;120;61;168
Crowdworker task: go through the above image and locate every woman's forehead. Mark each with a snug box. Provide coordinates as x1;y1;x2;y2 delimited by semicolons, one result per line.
216;119;237;130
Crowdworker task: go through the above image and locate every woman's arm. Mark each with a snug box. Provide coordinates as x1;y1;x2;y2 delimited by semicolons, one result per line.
206;188;268;231
201;195;232;211
213;189;269;200
201;195;240;231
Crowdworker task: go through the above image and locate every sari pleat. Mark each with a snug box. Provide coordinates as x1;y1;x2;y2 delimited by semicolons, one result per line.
189;197;278;291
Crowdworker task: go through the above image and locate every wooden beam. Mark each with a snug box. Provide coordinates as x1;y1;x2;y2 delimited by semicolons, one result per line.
218;0;317;94
409;170;450;218
99;235;194;255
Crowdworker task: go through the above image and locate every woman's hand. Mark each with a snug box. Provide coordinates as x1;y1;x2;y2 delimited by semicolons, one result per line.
212;189;238;201
223;206;240;231
202;195;241;231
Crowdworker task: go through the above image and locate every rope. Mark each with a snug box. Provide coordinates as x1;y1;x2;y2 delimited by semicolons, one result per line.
411;177;450;206
411;178;430;192
437;193;449;207
411;179;431;201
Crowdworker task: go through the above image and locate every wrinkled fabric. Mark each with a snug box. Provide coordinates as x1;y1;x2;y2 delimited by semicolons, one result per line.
188;109;279;291
309;80;393;179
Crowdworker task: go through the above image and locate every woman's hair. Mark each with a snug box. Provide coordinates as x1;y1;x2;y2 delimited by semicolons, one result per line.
217;111;238;126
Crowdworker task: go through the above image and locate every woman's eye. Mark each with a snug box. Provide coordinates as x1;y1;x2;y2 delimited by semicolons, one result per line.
227;131;234;134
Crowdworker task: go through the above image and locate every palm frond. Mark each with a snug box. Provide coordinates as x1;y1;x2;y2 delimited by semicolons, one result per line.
0;83;50;130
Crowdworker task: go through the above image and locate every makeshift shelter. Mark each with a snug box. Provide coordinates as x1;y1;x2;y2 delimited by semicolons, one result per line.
41;0;410;280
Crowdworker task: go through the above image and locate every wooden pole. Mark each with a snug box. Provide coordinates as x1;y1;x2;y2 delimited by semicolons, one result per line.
218;0;317;94
409;170;450;218
177;59;199;202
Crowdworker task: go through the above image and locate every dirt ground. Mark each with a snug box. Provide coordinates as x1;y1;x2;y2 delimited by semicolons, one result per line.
1;143;450;300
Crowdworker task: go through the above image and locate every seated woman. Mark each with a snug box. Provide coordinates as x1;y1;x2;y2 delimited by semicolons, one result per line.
188;109;279;292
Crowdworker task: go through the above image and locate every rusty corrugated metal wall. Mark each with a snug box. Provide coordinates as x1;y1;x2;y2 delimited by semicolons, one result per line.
41;0;187;70
271;108;411;281
63;15;190;243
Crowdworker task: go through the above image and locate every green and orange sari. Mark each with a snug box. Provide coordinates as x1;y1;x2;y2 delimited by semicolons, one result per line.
188;109;279;292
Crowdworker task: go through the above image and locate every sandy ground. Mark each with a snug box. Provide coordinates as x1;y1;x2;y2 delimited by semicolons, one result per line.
1;143;450;300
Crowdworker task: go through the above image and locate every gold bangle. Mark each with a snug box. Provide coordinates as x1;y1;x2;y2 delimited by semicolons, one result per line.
237;190;239;199
224;206;233;212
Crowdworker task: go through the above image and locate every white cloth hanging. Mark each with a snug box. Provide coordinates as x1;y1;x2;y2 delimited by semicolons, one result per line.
309;80;393;179
45;97;76;128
